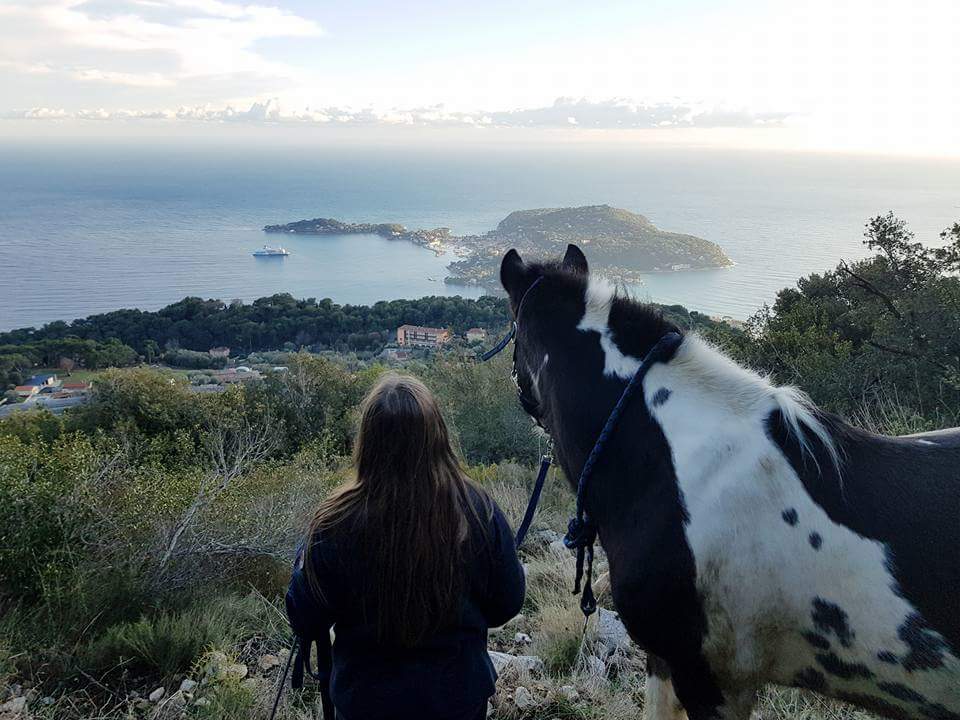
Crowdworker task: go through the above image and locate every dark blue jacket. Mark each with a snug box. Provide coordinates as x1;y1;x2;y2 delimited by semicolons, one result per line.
285;488;525;720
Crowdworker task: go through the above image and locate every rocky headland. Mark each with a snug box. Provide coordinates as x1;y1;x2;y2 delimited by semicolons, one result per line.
264;204;733;288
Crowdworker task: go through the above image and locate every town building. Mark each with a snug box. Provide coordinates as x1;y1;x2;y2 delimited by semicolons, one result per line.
396;324;451;348
14;385;39;398
209;347;231;358
465;328;488;343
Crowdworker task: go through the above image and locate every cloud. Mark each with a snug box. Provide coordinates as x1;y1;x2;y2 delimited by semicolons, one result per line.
0;97;792;129
0;0;322;95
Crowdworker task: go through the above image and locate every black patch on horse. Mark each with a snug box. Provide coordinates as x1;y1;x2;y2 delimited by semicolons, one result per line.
921;703;960;720
794;667;828;692
816;652;873;680
809;532;823;550
899;613;949;672
837;692;912;720
765;409;960;658
652;387;672;407
878;682;926;703
812;598;854;647
802;631;831;650
782;508;799;526
877;650;899;665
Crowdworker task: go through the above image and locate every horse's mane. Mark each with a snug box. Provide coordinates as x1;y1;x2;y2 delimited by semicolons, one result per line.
533;261;842;477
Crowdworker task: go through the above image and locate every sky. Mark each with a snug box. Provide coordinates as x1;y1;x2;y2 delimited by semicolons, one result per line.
1;0;959;156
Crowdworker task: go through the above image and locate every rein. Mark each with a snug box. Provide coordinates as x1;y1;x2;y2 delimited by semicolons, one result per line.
563;331;684;617
484;285;683;618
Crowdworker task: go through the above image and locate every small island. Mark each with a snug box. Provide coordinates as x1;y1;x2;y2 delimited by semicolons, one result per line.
264;205;732;289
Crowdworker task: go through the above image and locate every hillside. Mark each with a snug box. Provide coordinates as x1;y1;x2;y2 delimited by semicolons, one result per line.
263;205;732;288
447;205;731;288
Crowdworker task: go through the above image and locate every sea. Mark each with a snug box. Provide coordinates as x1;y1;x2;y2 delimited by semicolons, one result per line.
2;142;959;333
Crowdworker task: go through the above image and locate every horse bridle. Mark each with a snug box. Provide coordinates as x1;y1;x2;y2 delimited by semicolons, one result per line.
483;275;684;619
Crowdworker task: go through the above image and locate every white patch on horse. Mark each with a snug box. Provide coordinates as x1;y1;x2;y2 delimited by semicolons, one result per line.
640;335;959;713
645;674;688;720
576;276;642;378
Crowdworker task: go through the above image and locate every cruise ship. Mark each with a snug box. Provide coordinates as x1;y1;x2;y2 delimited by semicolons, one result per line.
252;245;290;257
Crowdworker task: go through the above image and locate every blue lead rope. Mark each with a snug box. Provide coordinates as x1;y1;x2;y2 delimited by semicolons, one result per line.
514;451;552;547
563;331;684;618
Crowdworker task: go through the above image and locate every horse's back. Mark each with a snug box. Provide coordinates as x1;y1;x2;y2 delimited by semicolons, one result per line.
903;425;960;449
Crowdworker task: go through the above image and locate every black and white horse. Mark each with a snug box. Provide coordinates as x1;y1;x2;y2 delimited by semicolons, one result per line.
499;244;960;720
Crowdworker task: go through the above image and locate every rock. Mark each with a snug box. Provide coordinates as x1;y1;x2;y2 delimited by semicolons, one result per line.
531;529;561;545
488;651;545;675
258;654;280;671
513;686;535;710
148;687;165;703
178;679;197;694
166;693;186;711
7;684;22;699
40;698;54;707
513;632;531;644
224;663;248;680
202;651;230;680
194;698;210;708
558;685;579;701
596;608;630;655
549;539;571;557
0;697;27;716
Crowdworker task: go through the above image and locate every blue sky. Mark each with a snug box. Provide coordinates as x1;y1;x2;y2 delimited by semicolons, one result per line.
1;0;958;155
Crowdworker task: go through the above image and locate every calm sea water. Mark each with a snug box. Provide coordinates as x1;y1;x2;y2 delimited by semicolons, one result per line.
1;143;959;332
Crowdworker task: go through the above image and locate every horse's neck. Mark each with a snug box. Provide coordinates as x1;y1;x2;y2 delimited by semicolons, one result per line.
638;335;839;500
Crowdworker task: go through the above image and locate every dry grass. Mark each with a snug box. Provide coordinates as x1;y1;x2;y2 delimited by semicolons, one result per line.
1;462;879;720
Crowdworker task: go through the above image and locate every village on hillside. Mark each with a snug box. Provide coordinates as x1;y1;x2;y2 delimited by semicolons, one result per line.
0;324;489;418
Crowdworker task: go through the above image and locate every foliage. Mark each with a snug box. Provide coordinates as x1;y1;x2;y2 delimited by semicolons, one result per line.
84;594;270;677
424;354;541;464
0;294;513;358
165;348;228;369
730;213;960;421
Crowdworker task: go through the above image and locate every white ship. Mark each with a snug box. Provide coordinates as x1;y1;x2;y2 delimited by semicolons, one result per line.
252;245;290;257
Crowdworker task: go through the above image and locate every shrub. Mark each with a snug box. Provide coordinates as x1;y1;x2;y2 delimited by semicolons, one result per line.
84;594;269;678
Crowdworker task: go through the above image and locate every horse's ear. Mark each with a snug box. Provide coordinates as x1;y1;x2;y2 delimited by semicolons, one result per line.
500;249;535;310
562;244;588;274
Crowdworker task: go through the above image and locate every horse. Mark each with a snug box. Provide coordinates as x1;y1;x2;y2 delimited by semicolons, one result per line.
498;243;960;720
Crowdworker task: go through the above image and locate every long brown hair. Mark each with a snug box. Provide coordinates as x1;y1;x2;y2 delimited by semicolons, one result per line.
306;373;488;647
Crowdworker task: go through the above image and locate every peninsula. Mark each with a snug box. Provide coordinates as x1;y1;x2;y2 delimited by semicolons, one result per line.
264;205;733;288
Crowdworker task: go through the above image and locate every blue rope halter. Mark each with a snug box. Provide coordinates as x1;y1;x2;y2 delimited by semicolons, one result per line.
484;278;684;618
563;330;684;617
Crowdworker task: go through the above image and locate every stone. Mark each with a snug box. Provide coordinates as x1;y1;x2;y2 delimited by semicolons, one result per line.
596;608;630;655
178;679;197;694
258;654;280;671
0;697;27;716
549;539;571;557
166;693;186;712
513;686;535;710
531;529;562;545
202;651;230;680
513;632;532;644
225;663;248;680
488;651;545;675
148;687;165;703
194;698;210;708
558;685;579;701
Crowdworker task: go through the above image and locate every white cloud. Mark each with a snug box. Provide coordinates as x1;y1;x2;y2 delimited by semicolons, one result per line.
0;97;793;129
0;0;322;95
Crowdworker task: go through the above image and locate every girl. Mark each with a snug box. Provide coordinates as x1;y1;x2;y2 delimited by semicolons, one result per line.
286;374;525;720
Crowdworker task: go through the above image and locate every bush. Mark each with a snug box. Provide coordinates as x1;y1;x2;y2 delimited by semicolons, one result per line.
84;594;270;678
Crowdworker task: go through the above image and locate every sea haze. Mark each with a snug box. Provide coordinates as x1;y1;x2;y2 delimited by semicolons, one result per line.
1;143;959;332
